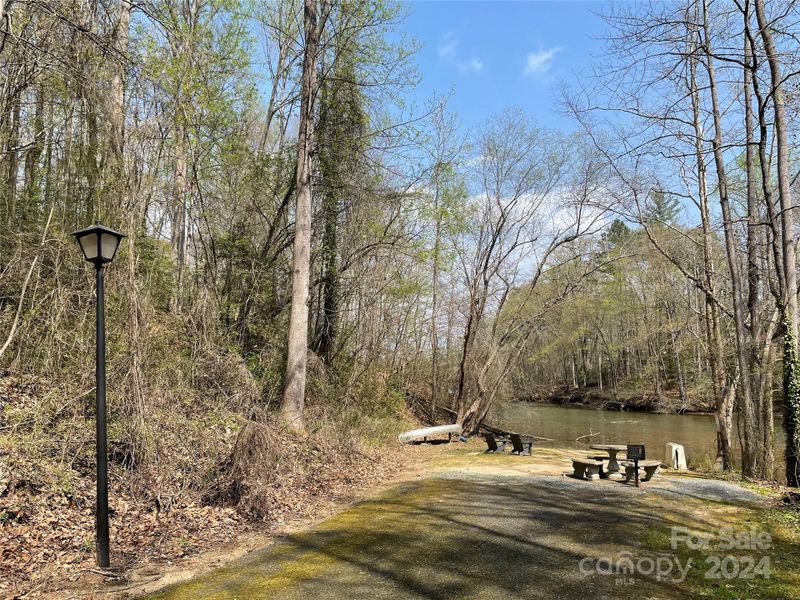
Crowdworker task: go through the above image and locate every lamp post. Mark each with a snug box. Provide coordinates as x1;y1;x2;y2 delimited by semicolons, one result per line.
73;222;125;568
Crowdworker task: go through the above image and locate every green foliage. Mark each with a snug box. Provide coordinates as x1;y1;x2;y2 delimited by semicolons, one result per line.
139;0;254;133
136;236;175;310
783;318;800;485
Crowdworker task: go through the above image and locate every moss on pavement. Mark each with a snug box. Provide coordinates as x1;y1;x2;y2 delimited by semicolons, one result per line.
144;445;800;600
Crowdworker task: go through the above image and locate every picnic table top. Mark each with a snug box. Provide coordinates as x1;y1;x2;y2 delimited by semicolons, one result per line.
589;444;628;451
621;459;661;467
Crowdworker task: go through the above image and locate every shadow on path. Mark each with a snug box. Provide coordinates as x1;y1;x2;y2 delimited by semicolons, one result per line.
145;474;768;600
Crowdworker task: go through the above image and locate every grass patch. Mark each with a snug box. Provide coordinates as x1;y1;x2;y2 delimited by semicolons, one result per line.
640;504;800;599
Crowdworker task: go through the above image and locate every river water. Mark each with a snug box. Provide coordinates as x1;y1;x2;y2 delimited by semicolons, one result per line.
498;402;785;479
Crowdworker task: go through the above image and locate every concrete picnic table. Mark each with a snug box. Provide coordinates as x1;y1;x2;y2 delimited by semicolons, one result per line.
589;444;628;473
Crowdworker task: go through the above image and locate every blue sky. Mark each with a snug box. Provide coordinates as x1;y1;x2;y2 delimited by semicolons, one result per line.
402;1;610;132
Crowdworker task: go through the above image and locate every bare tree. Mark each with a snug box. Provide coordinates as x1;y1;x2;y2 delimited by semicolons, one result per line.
422;98;464;419
452;112;606;432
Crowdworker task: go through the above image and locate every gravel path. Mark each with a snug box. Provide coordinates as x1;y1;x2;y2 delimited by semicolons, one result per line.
432;469;767;505
145;464;768;600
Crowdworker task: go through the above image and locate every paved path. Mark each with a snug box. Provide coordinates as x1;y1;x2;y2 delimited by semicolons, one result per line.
146;467;768;600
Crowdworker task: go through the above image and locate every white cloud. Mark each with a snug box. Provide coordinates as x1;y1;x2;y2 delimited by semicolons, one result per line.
438;32;458;60
523;47;561;77
459;58;484;73
438;31;483;74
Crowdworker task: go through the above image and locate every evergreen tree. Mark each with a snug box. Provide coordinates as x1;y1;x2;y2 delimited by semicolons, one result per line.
645;189;681;225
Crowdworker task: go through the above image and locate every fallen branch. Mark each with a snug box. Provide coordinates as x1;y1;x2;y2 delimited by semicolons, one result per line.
353;448;378;463
576;429;600;443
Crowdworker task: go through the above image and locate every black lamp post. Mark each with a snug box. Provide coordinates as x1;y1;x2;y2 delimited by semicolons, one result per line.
73;222;125;568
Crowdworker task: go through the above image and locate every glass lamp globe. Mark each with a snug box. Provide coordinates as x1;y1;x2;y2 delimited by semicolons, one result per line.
73;222;125;266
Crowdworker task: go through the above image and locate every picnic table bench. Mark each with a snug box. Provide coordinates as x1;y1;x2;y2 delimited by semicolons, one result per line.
621;460;662;482
509;433;532;456
483;433;533;456
483;433;508;453
571;457;604;480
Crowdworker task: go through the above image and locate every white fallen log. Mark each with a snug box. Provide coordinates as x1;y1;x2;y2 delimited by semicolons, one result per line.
398;424;462;443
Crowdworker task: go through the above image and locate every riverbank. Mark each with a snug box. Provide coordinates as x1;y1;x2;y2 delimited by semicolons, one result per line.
520;386;715;414
142;440;800;599
498;400;787;481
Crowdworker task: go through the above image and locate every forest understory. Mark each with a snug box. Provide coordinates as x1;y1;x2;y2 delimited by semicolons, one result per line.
0;368;417;599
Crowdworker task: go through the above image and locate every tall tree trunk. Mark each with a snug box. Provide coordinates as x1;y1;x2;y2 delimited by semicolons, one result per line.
169;0;197;311
6;89;20;223
746;3;783;479
761;336;776;477
84;78;99;220
110;0;130;167
455;287;479;419
23;86;45;222
571;353;578;388
171;127;188;309
687;21;732;469
43;100;54;209
702;0;755;474
282;0;320;430
755;0;800;486
430;169;442;419
743;5;769;478
597;351;603;391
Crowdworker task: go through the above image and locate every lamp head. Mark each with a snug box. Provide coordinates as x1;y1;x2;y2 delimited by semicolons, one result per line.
73;222;125;266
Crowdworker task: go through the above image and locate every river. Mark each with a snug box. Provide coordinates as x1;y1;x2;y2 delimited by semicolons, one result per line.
498;402;785;480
